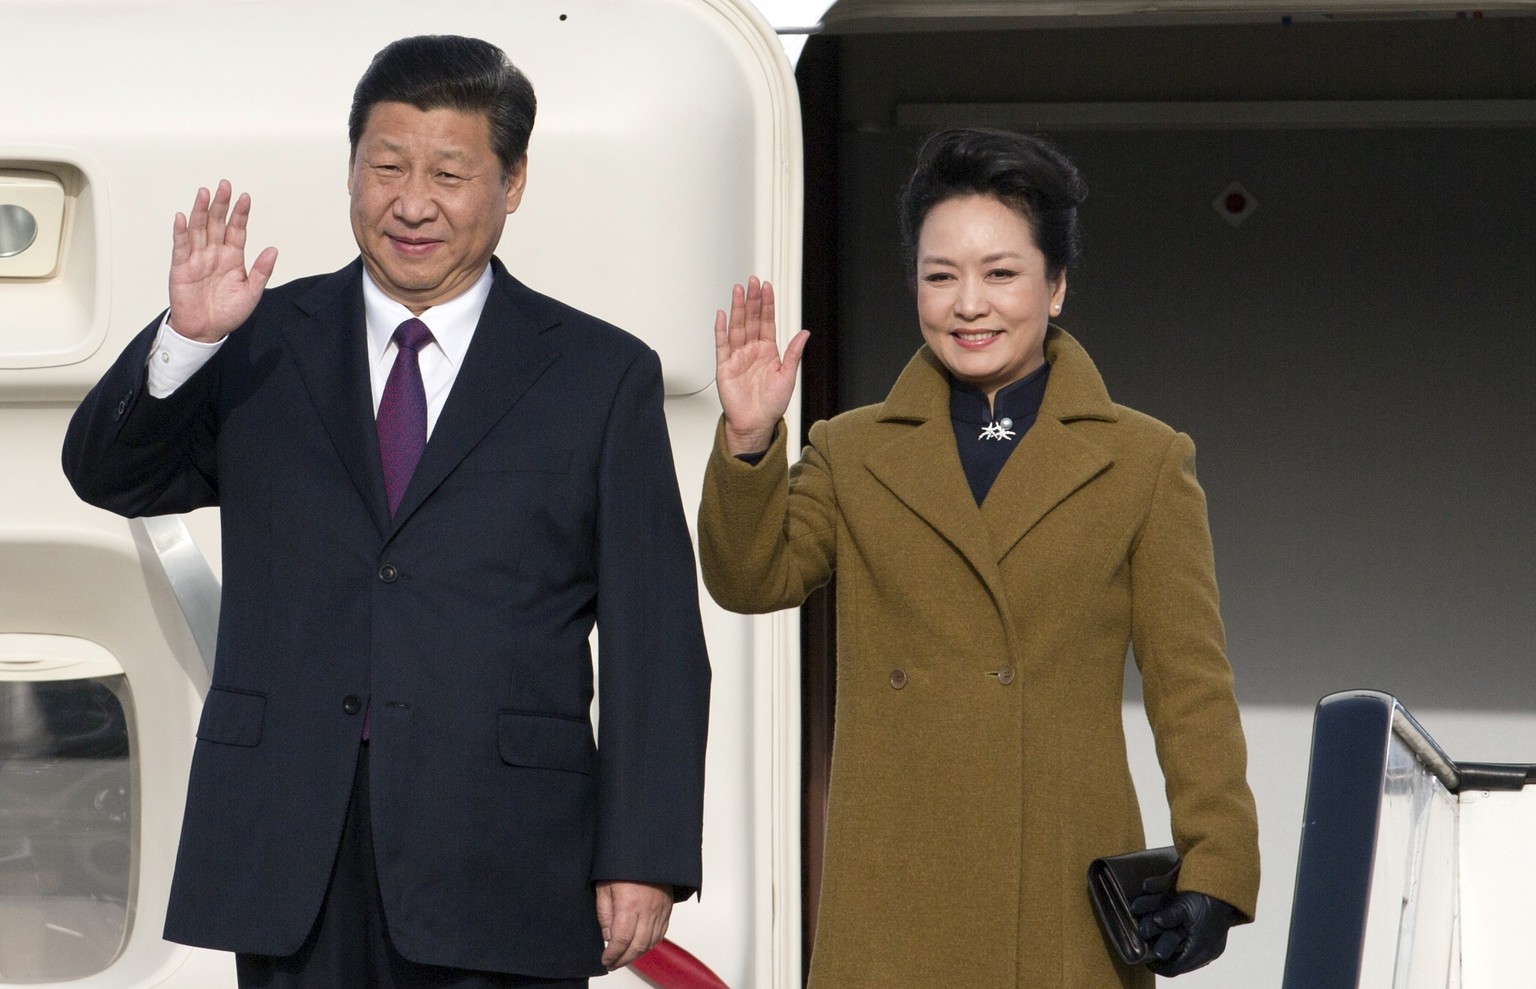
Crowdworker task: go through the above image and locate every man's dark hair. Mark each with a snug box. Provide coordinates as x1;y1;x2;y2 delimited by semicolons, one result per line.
349;35;537;173
899;128;1087;284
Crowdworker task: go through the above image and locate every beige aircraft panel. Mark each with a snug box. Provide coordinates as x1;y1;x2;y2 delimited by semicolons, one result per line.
0;1;803;986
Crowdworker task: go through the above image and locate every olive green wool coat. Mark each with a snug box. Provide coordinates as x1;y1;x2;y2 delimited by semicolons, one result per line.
699;328;1260;989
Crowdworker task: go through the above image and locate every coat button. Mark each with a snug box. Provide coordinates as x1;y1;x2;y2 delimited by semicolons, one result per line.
342;695;362;715
378;564;398;582
114;398;128;420
889;669;907;690
996;664;1015;686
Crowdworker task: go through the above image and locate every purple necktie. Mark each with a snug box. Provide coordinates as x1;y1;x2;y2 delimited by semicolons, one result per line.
377;317;433;517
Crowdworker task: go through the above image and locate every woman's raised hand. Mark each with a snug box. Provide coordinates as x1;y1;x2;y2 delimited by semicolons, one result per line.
714;277;810;456
167;180;279;343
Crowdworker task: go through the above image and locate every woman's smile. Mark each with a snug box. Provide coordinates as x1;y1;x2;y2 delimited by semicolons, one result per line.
916;194;1066;405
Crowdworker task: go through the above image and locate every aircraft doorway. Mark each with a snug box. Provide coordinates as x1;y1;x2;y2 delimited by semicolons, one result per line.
792;10;1536;983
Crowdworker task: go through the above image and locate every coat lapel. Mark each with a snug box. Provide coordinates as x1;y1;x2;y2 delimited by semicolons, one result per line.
864;350;1010;610
980;416;1111;560
981;327;1118;561
385;262;560;534
866;417;1001;588
976;328;1124;559
279;261;391;536
864;331;1122;636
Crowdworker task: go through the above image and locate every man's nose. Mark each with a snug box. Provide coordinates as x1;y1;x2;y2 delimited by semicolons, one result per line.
393;174;440;223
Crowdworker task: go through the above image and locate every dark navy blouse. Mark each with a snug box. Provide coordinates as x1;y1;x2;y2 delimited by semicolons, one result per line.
947;362;1051;504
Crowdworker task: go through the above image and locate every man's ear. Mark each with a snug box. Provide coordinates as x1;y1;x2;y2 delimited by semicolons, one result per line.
505;155;529;214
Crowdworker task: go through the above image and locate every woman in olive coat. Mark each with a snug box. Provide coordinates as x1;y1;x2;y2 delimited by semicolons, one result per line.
699;129;1260;988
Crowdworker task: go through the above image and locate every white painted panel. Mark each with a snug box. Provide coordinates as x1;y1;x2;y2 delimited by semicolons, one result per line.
0;0;800;399
1362;734;1458;989
1;2;803;987
1457;788;1536;989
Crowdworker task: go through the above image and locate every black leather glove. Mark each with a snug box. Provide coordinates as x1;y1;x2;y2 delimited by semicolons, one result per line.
1129;874;1239;978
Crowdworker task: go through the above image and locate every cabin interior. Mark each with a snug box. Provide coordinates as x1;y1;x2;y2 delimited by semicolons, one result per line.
791;6;1535;985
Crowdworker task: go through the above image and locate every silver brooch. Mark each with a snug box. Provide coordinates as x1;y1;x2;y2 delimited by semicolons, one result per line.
979;418;1015;441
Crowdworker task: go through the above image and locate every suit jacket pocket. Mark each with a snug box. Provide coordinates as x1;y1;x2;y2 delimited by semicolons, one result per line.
498;711;595;775
197;687;266;747
471;444;572;474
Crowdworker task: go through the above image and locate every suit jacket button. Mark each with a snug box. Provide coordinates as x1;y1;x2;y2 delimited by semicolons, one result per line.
342;695;362;715
996;664;1015;686
889;669;907;690
378;564;398;582
114;398;128;419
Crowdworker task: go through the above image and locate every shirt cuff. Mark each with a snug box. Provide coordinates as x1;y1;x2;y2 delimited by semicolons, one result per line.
145;316;225;398
732;424;778;466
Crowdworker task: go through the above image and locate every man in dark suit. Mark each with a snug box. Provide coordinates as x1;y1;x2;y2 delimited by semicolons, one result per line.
62;35;710;989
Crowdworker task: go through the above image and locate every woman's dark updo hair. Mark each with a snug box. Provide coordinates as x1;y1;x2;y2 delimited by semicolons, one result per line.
900;128;1087;284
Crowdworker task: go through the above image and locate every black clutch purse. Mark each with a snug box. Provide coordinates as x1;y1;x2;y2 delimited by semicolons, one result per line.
1087;845;1181;966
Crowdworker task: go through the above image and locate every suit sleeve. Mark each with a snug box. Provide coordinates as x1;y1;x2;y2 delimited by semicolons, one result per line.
1129;431;1261;922
697;415;838;614
590;348;711;899
62;312;221;517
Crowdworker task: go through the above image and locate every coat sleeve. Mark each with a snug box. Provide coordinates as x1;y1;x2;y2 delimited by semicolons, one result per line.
590;348;712;899
697;415;839;614
61;312;221;517
1129;431;1261;922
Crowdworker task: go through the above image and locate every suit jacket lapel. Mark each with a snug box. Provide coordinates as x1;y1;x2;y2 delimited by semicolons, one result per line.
386;263;560;534
279;261;392;536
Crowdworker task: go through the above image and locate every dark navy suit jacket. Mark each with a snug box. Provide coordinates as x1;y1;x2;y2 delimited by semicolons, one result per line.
62;258;711;978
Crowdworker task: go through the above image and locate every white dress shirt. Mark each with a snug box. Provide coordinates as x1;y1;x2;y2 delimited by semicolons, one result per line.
144;264;494;439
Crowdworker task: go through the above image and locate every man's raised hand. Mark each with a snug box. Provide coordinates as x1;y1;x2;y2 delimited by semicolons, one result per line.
168;180;278;342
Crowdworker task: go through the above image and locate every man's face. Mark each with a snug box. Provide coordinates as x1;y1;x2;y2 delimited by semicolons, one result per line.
348;101;526;313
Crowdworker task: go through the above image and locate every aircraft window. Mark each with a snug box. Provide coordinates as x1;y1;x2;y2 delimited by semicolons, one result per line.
0;675;134;981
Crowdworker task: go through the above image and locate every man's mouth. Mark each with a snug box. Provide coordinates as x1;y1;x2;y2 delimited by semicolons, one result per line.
388;235;442;255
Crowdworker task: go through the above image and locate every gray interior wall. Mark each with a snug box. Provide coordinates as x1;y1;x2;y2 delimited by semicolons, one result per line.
831;16;1536;712
819;14;1535;984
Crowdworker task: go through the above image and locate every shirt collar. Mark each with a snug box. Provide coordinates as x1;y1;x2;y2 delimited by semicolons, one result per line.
363;264;494;369
948;361;1052;426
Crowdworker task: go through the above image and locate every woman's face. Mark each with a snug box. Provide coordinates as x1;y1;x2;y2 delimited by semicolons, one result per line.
915;194;1066;404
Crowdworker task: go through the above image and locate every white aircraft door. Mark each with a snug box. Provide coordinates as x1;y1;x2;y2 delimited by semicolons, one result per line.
0;2;803;986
